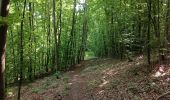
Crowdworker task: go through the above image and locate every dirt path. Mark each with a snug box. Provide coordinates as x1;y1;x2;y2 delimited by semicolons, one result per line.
64;72;85;100
63;58;119;100
63;64;87;100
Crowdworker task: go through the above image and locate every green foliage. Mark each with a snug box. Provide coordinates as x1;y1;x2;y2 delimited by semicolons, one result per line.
54;71;62;79
84;51;96;60
5;0;169;87
31;88;40;93
6;0;90;83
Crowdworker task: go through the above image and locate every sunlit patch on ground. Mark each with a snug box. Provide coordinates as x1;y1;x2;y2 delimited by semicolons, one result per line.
7;91;14;98
99;79;109;88
152;64;170;77
102;69;119;76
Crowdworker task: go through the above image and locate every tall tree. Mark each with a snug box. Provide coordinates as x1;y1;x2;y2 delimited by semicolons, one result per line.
52;0;57;69
18;0;27;99
166;0;170;42
69;0;77;65
28;1;33;81
147;0;151;65
0;0;10;99
57;0;62;70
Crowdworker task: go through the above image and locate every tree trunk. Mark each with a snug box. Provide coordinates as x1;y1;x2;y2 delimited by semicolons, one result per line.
68;0;77;66
166;0;170;42
81;2;88;61
147;0;151;65
28;2;33;81
57;0;62;70
18;0;27;99
53;0;57;70
0;0;10;99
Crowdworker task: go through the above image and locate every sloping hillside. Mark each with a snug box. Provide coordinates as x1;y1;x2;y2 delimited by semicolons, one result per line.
7;56;170;100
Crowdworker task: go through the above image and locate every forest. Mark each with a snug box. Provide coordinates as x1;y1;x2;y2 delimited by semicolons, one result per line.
0;0;170;99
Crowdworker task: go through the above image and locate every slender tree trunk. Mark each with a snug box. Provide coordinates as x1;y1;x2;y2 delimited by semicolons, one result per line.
147;0;151;65
81;2;88;61
45;0;51;72
28;2;33;81
57;0;62;70
166;0;170;42
53;0;57;70
44;1;48;72
18;0;26;99
68;0;77;66
0;0;10;99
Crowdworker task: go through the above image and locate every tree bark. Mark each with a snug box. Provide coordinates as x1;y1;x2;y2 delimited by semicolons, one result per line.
0;0;10;99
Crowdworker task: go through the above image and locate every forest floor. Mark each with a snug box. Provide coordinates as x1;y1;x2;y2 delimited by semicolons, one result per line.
7;56;170;100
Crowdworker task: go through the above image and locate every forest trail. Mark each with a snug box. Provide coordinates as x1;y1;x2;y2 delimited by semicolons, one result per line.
62;58;111;100
63;62;87;100
7;56;170;100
